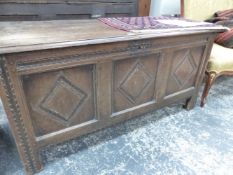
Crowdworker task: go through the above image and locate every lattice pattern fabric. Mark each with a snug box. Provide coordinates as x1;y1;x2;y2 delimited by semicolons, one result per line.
99;16;215;32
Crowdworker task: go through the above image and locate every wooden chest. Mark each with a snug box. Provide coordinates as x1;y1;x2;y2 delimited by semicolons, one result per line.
0;19;224;174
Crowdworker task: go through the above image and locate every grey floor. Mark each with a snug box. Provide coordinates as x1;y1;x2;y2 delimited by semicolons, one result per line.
1;76;233;175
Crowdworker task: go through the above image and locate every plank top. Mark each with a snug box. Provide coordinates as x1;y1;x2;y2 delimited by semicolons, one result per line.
0;19;226;54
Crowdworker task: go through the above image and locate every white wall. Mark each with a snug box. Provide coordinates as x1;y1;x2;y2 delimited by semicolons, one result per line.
150;0;180;16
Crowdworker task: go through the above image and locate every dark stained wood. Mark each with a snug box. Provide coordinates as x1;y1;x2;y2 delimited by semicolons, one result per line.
138;0;151;16
0;19;224;174
0;0;138;21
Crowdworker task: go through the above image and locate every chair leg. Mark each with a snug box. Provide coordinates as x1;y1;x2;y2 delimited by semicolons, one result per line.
200;72;217;107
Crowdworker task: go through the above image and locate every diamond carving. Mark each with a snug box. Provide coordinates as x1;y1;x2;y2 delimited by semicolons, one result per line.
173;50;196;88
39;75;87;125
119;60;153;104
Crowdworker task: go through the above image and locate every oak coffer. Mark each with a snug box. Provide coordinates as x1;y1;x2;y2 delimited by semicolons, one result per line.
0;19;225;174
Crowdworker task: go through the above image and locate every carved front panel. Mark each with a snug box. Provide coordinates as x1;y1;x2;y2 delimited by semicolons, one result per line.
22;64;96;137
165;46;205;96
113;54;159;113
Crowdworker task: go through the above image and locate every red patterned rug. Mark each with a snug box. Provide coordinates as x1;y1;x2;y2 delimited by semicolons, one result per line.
99;16;216;32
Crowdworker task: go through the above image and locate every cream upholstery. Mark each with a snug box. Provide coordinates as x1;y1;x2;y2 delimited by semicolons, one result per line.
208;44;233;73
184;0;233;21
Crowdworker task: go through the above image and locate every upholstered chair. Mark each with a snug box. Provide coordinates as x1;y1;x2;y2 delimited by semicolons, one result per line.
201;44;233;106
183;0;233;106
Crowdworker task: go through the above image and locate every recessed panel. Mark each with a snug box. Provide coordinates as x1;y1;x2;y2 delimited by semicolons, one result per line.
22;65;96;137
113;54;159;113
165;46;205;96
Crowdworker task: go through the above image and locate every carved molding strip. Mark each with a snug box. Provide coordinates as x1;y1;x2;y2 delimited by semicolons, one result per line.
0;57;37;174
16;40;153;73
16;39;207;75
